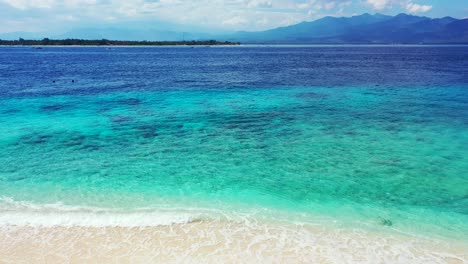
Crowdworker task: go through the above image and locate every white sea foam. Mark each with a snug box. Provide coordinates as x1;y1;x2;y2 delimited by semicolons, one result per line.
0;196;199;227
0;197;467;263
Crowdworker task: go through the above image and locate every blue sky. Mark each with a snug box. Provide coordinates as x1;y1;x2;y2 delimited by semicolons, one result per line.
0;0;466;34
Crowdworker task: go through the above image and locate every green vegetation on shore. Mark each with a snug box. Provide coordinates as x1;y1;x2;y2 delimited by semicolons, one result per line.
0;38;239;46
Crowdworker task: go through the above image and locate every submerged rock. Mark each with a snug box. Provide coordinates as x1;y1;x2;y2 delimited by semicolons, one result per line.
118;98;141;106
380;218;393;227
295;92;328;99
136;124;158;139
109;115;133;123
18;133;52;145
40;104;69;112
79;143;102;151
61;134;86;148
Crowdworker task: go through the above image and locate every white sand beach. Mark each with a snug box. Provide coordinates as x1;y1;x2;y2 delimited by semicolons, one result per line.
1;220;466;264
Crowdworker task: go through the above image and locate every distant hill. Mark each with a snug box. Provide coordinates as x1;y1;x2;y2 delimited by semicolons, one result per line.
223;13;468;44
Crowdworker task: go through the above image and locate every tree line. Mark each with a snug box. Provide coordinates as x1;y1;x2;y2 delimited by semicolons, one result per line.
0;38;240;46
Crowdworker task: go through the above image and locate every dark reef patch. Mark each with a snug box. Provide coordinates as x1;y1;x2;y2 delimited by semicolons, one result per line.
136;124;158;139
61;133;87;148
79;143;102;151
15;130;105;151
18;133;53;145
62;132;104;151
296;92;328;99
109;115;134;123
2;109;21;114
117;98;142;106
40;104;69;112
225;122;266;133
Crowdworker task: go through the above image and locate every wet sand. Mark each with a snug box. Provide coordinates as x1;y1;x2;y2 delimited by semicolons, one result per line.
1;220;467;264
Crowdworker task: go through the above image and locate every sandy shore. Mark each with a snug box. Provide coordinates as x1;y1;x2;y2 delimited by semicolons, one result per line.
1;220;467;264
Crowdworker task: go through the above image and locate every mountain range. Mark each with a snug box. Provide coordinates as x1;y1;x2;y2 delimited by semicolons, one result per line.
224;13;468;44
1;13;467;44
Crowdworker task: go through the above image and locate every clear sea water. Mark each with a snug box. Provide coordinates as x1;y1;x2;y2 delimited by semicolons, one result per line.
0;46;467;241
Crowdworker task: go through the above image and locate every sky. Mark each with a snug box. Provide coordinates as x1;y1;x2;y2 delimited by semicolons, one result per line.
0;0;467;34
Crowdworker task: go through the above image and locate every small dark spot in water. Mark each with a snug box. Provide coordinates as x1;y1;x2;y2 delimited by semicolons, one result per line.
118;98;141;106
380;218;393;227
110;115;133;123
41;104;68;112
344;131;357;136
296;92;328;99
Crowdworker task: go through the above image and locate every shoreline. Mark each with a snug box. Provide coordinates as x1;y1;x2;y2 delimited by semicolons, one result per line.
1;44;468;48
1;220;466;263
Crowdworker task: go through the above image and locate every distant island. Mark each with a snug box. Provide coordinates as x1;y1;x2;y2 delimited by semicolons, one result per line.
0;38;240;46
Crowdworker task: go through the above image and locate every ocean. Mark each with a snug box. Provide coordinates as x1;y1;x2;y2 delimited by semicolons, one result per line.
0;45;467;263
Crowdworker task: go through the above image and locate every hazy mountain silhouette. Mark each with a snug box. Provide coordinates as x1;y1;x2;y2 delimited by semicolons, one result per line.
224;13;468;44
1;13;466;43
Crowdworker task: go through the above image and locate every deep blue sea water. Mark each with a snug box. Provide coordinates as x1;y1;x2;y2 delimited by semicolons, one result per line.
0;46;467;242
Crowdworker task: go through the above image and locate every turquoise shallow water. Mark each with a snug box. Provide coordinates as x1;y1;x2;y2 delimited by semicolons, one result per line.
1;84;467;239
1;46;468;249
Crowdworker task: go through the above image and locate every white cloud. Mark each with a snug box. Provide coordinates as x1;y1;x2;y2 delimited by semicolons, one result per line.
365;0;390;10
366;0;432;14
247;0;273;8
324;2;336;10
0;0;56;9
296;3;309;9
0;0;437;33
222;15;249;26
405;2;432;13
